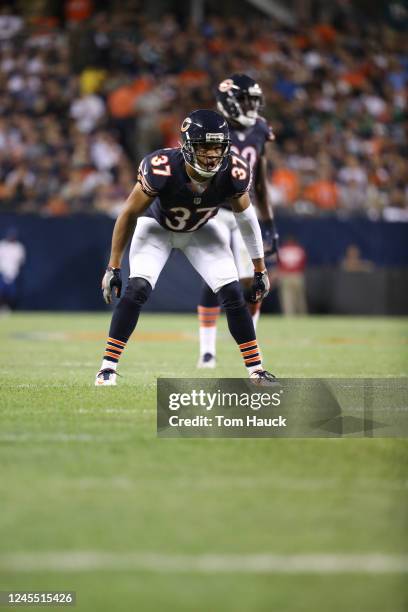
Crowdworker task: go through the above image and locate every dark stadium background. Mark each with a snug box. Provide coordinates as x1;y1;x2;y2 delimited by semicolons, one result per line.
0;0;407;314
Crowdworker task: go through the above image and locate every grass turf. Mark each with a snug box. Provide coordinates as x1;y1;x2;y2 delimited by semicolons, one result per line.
0;313;407;611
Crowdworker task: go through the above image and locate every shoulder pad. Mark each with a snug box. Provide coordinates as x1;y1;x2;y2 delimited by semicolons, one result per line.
229;153;252;197
137;148;175;197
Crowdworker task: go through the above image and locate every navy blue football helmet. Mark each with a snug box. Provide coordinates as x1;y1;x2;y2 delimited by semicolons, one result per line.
216;74;264;128
180;109;231;178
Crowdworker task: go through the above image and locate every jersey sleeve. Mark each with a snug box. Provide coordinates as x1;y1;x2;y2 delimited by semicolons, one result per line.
137;150;171;197
265;123;275;142
229;154;252;198
258;117;275;154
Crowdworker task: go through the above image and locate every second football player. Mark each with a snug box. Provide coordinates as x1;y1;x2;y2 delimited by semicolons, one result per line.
197;74;279;369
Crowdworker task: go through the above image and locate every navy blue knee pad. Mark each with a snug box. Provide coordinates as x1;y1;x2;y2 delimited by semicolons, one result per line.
124;277;152;306
109;277;152;342
217;281;246;312
217;281;255;345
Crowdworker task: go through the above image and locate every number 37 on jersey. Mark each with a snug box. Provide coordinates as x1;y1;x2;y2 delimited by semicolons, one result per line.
137;148;251;232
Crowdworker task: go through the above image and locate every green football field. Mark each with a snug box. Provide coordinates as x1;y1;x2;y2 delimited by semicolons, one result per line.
0;313;407;611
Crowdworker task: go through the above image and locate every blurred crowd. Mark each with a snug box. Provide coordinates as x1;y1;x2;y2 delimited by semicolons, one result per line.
0;0;407;219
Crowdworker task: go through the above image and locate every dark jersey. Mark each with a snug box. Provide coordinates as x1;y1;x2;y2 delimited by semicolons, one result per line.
222;117;274;210
137;148;251;232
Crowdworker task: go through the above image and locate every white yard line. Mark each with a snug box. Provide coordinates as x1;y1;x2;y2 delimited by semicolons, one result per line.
1;472;403;492
0;552;407;574
75;408;139;415
68;475;407;492
5;384;73;389
0;433;129;443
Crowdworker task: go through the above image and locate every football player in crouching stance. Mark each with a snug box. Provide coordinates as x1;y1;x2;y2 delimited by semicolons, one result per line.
95;109;275;386
197;74;279;369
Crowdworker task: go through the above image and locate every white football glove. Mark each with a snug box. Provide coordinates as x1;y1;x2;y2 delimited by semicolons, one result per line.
102;267;122;304
248;270;270;303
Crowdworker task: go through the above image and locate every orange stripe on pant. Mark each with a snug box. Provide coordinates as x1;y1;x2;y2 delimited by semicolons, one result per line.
105;349;122;358
104;350;121;360
108;337;126;347
106;343;123;351
242;347;259;357
244;355;261;364
239;340;257;350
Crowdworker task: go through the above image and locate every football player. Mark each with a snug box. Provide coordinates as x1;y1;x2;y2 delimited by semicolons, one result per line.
197;74;278;369
95;109;275;386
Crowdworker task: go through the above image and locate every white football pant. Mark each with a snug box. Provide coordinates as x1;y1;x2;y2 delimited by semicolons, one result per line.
216;208;253;280
129;216;239;292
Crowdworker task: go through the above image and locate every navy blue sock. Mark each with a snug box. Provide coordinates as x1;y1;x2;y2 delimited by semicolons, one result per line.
217;281;262;370
103;277;152;364
199;282;219;308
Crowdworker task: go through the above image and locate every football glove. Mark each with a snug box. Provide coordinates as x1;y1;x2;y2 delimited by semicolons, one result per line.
102;267;122;304
259;219;279;257
248;270;270;303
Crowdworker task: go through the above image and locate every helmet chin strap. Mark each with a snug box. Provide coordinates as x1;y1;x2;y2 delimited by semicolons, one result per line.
186;158;220;178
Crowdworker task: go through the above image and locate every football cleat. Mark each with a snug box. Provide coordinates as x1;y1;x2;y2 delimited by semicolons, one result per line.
197;352;216;369
95;368;117;386
249;369;277;386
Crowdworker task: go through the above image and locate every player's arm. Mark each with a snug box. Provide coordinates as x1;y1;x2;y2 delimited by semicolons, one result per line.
108;182;153;268
255;151;273;221
102;183;153;304
255;144;279;256
229;192;270;302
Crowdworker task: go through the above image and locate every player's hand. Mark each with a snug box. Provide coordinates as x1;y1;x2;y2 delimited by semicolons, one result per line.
102;267;122;304
248;270;270;303
260;219;279;257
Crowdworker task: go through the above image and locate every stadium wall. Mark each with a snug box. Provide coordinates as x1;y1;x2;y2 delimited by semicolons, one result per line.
1;214;407;314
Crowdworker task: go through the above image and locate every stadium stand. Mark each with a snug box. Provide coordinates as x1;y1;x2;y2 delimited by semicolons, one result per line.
0;1;406;220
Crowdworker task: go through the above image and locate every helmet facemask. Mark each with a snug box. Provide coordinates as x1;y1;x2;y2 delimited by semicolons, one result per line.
182;137;230;178
234;91;263;126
